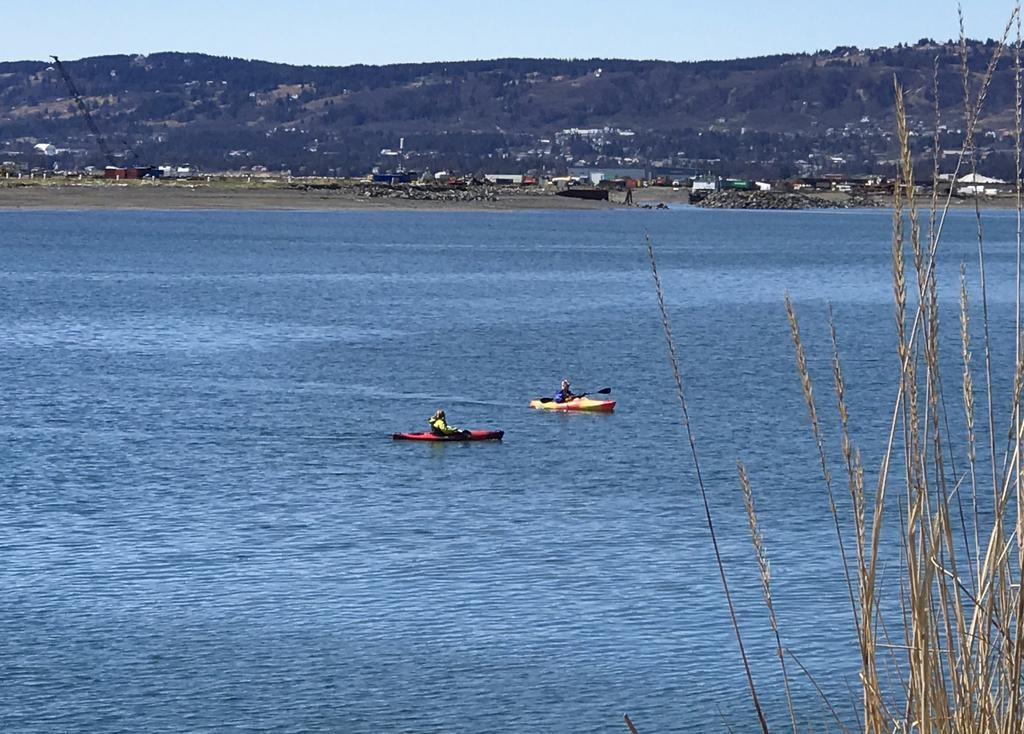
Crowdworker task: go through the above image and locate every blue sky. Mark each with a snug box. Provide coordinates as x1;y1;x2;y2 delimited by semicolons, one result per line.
6;1;1020;66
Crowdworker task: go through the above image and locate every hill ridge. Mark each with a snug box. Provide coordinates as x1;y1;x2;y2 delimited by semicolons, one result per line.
0;41;1017;178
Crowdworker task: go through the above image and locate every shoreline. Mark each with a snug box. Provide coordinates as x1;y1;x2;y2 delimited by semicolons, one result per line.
0;181;620;211
0;180;1022;211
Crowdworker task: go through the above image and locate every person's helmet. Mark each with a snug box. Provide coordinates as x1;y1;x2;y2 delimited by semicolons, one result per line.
561;379;570;388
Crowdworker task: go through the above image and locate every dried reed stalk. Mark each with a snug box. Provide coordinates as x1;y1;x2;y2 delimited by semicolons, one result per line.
784;293;861;635
644;233;769;733
623;713;640;734
737;460;798;733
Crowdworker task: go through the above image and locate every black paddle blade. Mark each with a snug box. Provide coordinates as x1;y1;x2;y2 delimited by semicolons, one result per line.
595;387;612;394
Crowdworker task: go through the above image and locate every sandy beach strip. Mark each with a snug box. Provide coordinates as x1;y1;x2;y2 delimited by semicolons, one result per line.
0;181;636;211
0;180;1019;211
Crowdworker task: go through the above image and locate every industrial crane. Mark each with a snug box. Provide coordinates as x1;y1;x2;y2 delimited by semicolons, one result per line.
50;55;138;167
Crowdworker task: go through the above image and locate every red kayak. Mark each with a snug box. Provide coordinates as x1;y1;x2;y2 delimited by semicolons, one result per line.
392;430;504;442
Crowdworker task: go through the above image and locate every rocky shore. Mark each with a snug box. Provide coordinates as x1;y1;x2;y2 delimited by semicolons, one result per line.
694;190;883;209
14;178;1024;211
286;180;543;203
0;179;605;210
359;182;505;203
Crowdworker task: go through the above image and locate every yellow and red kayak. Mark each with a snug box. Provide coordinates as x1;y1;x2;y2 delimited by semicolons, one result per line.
529;397;616;412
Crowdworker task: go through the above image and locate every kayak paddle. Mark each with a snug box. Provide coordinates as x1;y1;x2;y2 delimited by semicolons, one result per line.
536;387;612;403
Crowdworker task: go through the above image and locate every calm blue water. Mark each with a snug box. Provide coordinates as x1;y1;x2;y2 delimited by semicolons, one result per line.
1;207;1020;733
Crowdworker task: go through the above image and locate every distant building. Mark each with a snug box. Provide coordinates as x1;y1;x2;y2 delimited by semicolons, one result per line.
156;164;198;178
649;166;700;183
956;172;1006;184
33;143;57;156
691;176;718;193
104;166;159;180
567;166;646;185
955;172;1005;196
687;175;720;203
370;172;414;184
483;174;523;185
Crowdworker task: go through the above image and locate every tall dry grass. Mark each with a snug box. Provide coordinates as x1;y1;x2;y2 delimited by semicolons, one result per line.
637;6;1024;732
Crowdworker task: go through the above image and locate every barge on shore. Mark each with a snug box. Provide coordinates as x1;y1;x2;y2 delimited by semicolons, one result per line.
555;187;609;201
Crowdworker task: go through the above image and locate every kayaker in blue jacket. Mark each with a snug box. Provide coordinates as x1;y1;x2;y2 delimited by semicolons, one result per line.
428;409;461;436
554;379;579;403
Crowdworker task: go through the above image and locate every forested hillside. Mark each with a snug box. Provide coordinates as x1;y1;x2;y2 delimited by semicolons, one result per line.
0;39;1017;177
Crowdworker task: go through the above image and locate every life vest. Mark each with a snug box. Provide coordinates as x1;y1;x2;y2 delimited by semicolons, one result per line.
429;415;456;435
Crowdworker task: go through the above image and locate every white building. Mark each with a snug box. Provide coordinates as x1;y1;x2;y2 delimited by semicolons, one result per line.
957;172;1006;184
33;143;57;156
484;174;523;185
956;172;1006;196
691;176;718;193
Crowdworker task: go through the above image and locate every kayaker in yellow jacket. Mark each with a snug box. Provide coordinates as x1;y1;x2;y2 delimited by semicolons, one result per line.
428;409;461;436
554;379;579;403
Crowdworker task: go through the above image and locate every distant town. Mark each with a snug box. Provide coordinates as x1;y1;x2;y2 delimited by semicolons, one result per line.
1;40;1022;203
4;118;1022;195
